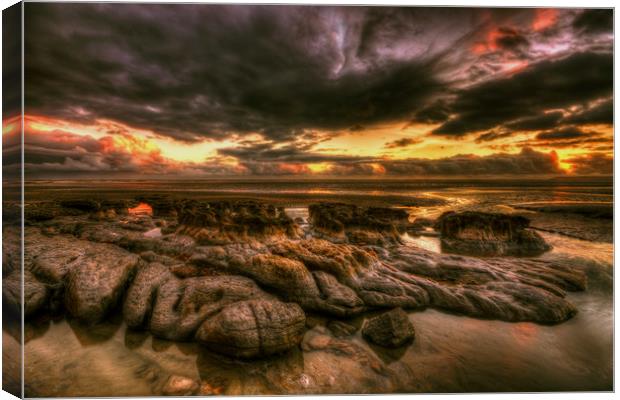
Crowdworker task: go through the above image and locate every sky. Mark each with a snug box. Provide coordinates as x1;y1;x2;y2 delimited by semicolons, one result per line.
3;5;614;178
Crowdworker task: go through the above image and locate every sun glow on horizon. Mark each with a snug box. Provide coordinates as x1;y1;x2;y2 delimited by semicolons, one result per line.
12;113;612;177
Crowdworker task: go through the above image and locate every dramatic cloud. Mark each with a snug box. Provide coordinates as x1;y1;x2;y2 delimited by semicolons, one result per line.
2;4;21;118
432;51;613;136
562;98;613;125
384;138;423;148
572;9;614;35
564;153;613;175
536;126;590;140
25;4;478;142
18;5;613;177
326;148;563;176
504;111;565;132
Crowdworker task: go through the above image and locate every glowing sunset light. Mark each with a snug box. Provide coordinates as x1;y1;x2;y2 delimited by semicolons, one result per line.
128;202;153;216
532;9;558;31
2;116;20;135
13;6;611;178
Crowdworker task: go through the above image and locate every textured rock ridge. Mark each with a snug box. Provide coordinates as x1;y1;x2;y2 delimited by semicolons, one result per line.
13;199;589;361
436;211;551;256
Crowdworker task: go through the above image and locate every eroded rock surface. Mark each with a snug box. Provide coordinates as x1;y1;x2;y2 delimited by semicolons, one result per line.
20;228;140;322
309;202;409;244
362;308;415;347
436;211;551;257
195;299;306;358
16;198;589;362
176;200;300;244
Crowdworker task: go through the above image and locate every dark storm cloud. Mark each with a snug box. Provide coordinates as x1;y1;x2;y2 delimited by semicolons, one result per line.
535;126;589;140
562;99;613;125
2;3;21;118
504;111;565;131
218;141;372;164
332;147;563;176
20;5;613;178
25;4;486;142
384;137;422;148
217;139;561;176
572;9;613;35
565;153;613;175
411;100;452;124
431;51;613;137
475;130;514;143
494;27;530;55
529;136;612;150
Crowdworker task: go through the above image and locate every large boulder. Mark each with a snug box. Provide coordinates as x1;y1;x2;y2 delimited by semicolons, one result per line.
3;270;48;317
435;211;551;256
64;247;139;323
195;299;306;358
362;308;415;348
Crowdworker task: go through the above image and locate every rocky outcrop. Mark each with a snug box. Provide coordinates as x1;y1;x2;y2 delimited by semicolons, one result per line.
362;308;415;347
435;211;551;256
185;234;581;324
134;195;176;217
175;200;300;244
309;203;409;244
62;246;138;323
18;198;592;363
22;228;140;321
124;265;273;340
3;270;48;317
195;299;306;358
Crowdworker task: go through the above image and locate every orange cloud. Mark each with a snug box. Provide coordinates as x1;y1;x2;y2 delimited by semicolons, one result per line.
532;9;558;32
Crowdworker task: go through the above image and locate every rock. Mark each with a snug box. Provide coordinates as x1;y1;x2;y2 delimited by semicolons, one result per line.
301;327;395;392
2;227;21;275
134;195;176;217
225;244;367;317
198;382;223;396
59;199;100;212
312;271;364;310
24;202;57;223
327;320;358;338
435;211;551;256
407;217;435;235
117;234;195;258
122;263;172;328
161;375;199;396
362;308;415;348
309;202;409;244
244;254;317;299
175;200;300;244
3;270;48;317
389;245;584;323
195;299;306;358
64;246;139;323
124;267;273;340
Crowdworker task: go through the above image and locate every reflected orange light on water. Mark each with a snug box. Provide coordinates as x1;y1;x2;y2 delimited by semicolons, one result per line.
128;203;153;216
512;323;538;346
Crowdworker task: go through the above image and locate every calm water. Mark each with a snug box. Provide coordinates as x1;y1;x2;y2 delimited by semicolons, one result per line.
17;179;614;395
